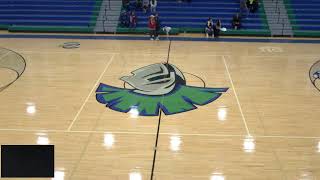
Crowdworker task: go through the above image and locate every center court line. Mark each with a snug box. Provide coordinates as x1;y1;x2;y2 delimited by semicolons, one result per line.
66;53;116;131
222;55;251;136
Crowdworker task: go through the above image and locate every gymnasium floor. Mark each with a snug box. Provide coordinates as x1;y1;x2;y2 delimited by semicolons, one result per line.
0;36;320;180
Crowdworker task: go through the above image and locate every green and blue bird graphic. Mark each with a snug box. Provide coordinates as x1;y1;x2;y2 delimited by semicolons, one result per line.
96;63;228;116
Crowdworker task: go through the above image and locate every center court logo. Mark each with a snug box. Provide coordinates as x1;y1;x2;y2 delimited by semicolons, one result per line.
95;63;228;116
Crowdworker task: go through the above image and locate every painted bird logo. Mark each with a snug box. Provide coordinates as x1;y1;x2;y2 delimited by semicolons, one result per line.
95;62;228;116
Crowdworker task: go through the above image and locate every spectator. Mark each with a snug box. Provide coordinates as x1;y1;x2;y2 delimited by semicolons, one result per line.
155;13;161;40
122;0;130;10
120;10;129;27
240;0;249;18
150;0;157;13
129;11;137;28
214;19;222;38
205;17;214;38
247;0;259;13
232;13;241;30
143;0;149;13
136;0;142;10
148;15;157;40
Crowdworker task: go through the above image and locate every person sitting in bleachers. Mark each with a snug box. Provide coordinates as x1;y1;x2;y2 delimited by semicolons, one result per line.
232;13;242;30
205;17;214;38
247;0;259;13
136;0;142;10
129;11;137;28
143;0;149;13
150;0;157;13
120;10;130;27
122;0;130;10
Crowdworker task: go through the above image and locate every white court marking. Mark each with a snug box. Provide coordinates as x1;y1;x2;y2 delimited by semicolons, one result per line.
0;51;11;63
259;46;283;53
67;54;116;131
222;55;251;136
0;128;320;139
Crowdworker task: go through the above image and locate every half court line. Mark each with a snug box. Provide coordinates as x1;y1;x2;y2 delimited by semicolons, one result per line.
222;55;251;136
150;40;172;180
67;53;116;131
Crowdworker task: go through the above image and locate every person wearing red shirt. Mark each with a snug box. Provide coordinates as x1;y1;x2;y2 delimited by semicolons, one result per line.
148;15;156;40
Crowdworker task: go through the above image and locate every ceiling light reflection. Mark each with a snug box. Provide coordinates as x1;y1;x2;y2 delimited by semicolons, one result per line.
129;172;142;180
210;172;225;180
170;135;182;152
26;103;36;115
36;133;49;145
243;136;255;153
299;171;313;180
317;141;320;152
52;170;65;180
217;107;227;121
129;106;139;118
103;133;115;149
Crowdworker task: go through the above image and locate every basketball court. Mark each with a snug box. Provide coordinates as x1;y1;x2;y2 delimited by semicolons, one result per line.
0;36;320;180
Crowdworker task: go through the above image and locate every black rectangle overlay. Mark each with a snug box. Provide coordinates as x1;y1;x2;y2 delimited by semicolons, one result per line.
1;145;54;177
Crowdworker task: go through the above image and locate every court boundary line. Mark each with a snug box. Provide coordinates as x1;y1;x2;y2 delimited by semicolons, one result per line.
19;50;119;55
1;128;320;139
67;53;116;131
1;34;320;44
222;55;251;136
19;51;233;57
19;51;320;58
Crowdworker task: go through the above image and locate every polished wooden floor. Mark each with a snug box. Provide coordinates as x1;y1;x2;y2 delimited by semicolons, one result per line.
0;37;320;180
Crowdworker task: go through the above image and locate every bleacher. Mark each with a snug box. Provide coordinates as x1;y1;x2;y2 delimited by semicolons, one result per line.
284;0;320;37
118;0;271;36
0;0;102;32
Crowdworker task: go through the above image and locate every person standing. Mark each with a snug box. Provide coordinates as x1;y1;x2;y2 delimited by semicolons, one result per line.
148;15;156;40
150;0;157;13
214;19;222;38
205;17;214;38
155;13;161;40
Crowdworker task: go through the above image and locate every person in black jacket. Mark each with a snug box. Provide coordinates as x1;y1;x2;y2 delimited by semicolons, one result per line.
232;13;241;30
214;19;222;38
155;13;161;40
205;17;214;38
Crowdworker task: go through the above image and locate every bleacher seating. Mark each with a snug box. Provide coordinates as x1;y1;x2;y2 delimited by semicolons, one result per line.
119;0;270;36
284;0;320;37
0;0;102;32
